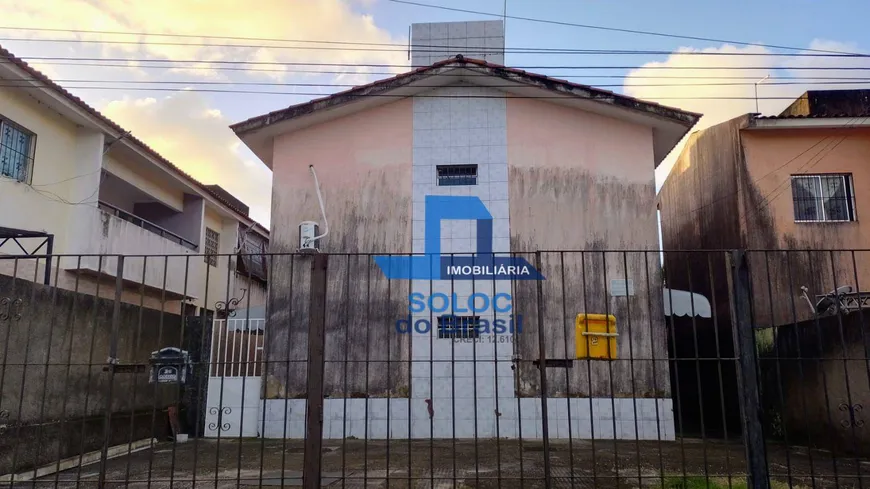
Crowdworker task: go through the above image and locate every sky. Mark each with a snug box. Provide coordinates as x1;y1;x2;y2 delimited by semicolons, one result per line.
2;0;869;226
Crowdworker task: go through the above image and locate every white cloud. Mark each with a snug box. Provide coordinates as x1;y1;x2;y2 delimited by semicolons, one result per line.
0;0;408;82
102;92;273;225
623;41;870;189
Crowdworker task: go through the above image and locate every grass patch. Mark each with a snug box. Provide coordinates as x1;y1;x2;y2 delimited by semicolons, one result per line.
661;477;806;489
662;476;747;489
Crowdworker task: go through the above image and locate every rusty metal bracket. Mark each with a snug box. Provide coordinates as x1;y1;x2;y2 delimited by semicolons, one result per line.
0;297;24;321
839;402;864;428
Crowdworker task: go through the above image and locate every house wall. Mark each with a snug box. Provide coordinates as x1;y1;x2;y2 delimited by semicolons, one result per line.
0;87;99;255
258;86;679;439
102;154;185;211
265;99;413;399
506;97;670;400
738;128;870;326
657;116;746;326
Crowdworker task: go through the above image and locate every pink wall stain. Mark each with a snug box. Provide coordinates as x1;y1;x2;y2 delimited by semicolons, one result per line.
506;98;654;183
270;98;413;253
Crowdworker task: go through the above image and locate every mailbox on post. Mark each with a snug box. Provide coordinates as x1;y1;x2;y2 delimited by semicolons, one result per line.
149;347;191;384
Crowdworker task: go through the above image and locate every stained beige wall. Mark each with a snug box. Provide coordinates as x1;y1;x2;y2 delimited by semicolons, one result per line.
265;99;413;397
506;97;669;397
739;128;870;326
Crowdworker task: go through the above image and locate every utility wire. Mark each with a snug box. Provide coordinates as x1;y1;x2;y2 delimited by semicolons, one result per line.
0;78;870;91
0;82;834;99
14;56;870;70
2;36;869;58
387;0;863;56
3;77;870;90
1;22;861;56
16;60;870;80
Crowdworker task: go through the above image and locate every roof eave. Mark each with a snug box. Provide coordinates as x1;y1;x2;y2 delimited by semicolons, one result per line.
231;58;700;168
748;116;870;130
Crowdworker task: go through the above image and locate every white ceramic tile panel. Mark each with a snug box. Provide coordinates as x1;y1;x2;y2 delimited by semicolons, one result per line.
411;21;504;66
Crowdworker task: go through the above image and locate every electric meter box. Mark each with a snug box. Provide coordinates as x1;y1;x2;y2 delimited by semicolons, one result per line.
149;347;191;384
575;314;618;360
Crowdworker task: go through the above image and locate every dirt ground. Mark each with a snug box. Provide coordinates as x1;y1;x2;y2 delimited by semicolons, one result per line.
13;438;870;489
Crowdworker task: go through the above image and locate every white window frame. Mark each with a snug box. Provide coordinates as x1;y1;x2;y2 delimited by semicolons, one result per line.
791;174;856;223
0;116;37;184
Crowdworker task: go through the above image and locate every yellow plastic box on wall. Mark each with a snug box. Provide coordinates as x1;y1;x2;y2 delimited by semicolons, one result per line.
575;313;618;360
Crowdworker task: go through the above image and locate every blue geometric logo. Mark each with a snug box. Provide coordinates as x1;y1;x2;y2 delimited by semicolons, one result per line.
374;195;544;280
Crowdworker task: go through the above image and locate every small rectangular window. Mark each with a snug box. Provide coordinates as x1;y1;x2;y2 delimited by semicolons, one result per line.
0;117;36;183
791;174;856;222
205;228;220;267
437;315;481;339
437;164;477;186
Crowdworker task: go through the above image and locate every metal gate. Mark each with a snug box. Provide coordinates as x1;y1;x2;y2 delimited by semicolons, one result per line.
204;317;265;438
0;250;867;488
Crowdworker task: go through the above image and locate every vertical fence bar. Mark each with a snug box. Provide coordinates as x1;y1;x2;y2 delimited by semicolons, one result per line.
707;253;733;489
534;251;552;489
280;254;297;489
728;250;769;489
828;251;864;488
303;253;328;489
97;256;125;488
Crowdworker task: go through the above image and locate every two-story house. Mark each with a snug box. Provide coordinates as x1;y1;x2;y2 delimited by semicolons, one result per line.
658;89;870;448
0;44;269;315
231;21;700;441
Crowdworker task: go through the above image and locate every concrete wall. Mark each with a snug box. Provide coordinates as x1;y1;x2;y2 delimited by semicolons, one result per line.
72;206;204;301
0;273;186;475
265;99;413;398
759;312;870;456
506;96;669;398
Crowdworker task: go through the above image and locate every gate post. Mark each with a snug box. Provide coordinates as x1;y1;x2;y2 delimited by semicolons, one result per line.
728;250;769;489
303;253;328;489
534;251;552;489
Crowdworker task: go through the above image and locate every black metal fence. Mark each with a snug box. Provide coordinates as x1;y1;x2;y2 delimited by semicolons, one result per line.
0;250;867;489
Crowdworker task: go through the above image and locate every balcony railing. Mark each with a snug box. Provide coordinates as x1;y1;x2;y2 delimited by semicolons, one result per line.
98;201;197;250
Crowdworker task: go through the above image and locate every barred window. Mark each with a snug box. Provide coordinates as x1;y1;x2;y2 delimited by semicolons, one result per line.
437;164;477;186
791;174;856;222
0;117;36;183
437;315;480;339
205;228;220;267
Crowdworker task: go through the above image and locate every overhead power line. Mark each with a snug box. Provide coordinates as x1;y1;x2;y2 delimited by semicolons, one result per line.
4;77;870;90
2;23;862;57
13;60;870;81
387;0;862;56
13;56;870;71
1;35;869;58
0;81;841;99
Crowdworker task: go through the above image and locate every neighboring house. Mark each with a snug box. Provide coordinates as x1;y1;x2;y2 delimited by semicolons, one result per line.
0;45;268;314
659;89;870;327
231;21;699;440
658;89;870;449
